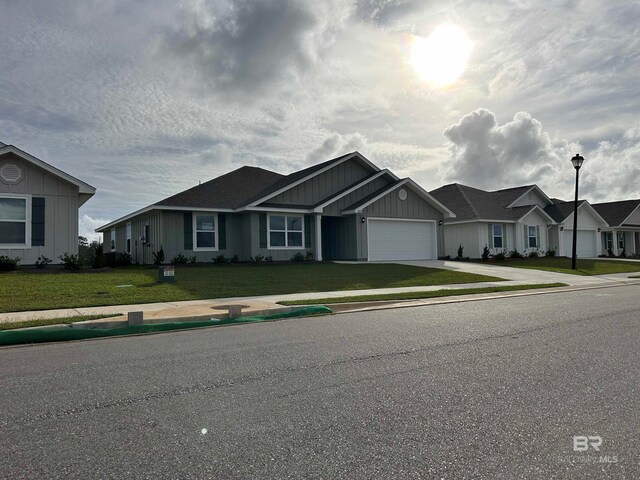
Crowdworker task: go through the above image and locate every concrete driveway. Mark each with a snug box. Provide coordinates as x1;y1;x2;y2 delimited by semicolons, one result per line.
392;259;639;286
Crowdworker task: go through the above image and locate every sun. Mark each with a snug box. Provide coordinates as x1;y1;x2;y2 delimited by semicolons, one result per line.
410;24;473;87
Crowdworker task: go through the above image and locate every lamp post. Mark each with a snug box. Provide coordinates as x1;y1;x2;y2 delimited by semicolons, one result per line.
570;154;584;270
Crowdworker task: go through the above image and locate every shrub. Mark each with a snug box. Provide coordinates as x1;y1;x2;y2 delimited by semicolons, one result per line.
265;256;273;263
92;243;106;268
152;247;165;265
35;255;52;269
170;253;189;265
231;254;239;263
290;252;305;262
509;249;523;259
213;254;229;264
494;252;506;261
481;245;490;261
121;252;132;266
545;248;556;257
607;248;615;257
620;248;626;258
528;250;539;258
59;252;84;271
305;250;314;261
252;254;264;264
0;256;20;272
456;244;464;259
189;256;197;264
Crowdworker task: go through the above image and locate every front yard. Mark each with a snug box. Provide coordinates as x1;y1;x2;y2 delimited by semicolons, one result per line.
475;257;640;276
0;263;503;313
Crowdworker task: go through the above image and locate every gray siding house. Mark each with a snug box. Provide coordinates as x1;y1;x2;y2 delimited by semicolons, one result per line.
593;200;640;256
97;152;454;263
0;142;96;264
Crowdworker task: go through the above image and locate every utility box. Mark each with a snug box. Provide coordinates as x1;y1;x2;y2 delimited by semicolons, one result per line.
158;266;176;283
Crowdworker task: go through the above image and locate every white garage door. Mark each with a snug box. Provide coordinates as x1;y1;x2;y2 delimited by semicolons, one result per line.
368;219;435;261
563;230;597;258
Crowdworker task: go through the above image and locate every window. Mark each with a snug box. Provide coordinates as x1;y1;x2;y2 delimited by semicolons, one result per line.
492;224;503;248
618;232;625;250
269;215;303;248
193;213;217;250
110;227;116;251
126;223;131;254
527;225;538;248
605;232;613;251
0;196;29;247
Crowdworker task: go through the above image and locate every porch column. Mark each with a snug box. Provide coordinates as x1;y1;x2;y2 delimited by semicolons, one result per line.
612;229;618;256
315;214;323;261
631;231;636;256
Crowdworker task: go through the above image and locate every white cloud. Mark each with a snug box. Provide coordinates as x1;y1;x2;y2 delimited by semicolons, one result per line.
79;214;110;243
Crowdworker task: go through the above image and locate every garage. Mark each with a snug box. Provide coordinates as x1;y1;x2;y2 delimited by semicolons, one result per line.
563;229;597;258
368;219;435;261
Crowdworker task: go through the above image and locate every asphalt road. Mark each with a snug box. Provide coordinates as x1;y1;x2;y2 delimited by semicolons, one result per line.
1;285;639;479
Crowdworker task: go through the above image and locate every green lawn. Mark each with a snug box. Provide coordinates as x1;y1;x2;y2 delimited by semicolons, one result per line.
476;257;640;276
278;283;567;305
0;263;503;313
0;315;116;331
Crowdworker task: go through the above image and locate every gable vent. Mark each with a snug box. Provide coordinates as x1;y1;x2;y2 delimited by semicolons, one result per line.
0;164;23;184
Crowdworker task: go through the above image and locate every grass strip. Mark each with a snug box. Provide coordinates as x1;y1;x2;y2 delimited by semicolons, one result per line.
278;283;568;305
0;306;332;347
0;314;117;331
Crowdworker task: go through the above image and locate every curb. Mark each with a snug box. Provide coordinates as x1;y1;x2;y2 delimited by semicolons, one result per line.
0;306;333;347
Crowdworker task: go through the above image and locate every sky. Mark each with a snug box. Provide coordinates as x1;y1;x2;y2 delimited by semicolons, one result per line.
1;0;639;241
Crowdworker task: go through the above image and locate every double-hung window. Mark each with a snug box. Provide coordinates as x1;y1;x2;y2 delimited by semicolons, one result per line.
0;195;29;247
492;224;503;249
126;223;132;254
110;227;116;251
268;215;303;248
527;225;539;248
617;232;625;251
194;213;217;250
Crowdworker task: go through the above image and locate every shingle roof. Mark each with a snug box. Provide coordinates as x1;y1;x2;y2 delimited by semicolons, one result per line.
543;200;586;222
592;200;640;226
342;179;404;212
155;166;283;209
429;183;538;221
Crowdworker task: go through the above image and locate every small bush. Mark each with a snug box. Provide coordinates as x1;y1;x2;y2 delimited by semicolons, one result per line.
481;245;490;261
92;243;106;268
121;252;132;266
213;254;229;264
457;244;464;259
494;252;506;262
509;249;523;259
152;247;165;265
443;255;451;260
231;254;239;263
0;256;20;272
528;250;539;258
35;255;52;269
305;250;314;261
265;256;273;263
189;256;197;264
545;248;556;257
607;248;615;258
620;248;626;258
290;252;305;262
252;254;264;264
59;252;84;271
171;253;188;265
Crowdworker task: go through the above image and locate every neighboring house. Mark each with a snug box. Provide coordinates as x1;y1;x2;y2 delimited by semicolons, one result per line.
592;200;640;256
0;142;96;264
96;152;455;264
429;184;557;258
430;183;608;259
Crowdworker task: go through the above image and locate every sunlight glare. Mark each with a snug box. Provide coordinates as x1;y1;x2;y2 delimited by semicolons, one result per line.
411;25;473;87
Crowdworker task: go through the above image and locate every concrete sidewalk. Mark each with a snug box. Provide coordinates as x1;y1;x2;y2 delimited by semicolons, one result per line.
1;270;638;325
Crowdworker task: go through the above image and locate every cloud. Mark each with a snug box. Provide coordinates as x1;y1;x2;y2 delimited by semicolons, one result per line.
79;214;110;242
306;132;367;163
163;0;351;98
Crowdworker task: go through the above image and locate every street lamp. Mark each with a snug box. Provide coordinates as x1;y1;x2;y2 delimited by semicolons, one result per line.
570;154;584;270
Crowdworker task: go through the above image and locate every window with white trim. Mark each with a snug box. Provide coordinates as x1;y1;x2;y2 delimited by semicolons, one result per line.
605;232;613;251
0;196;29;246
527;225;538;248
268;215;303;248
617;232;625;250
126;223;132;254
194;213;217;250
110;227;116;251
492;224;503;248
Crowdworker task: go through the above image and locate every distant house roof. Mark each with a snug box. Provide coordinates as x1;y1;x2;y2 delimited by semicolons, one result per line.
429;183;542;222
592;200;640;226
155;166;283;209
543;200;586;223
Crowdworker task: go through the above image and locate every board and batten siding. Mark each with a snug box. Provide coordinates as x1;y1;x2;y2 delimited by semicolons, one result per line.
509;189;549;209
322;176;392;215
321;215;358;260
105;211;162;265
266;158;372;206
250;212;315;261
517;209;550;253
0;152;79;264
443;223;482;258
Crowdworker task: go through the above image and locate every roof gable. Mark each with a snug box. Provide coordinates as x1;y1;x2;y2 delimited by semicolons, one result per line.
592;200;640;226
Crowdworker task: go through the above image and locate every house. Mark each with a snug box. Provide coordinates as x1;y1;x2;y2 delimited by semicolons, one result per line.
96;152;455;264
0;142;96;264
430;183;608;258
592;200;640;256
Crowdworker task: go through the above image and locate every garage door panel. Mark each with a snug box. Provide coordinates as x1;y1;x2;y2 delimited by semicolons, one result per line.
563;230;597;258
368;219;434;261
